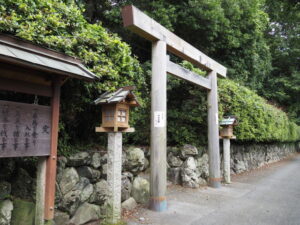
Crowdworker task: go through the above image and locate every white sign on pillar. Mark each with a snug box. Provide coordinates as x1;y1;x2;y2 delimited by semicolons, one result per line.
154;111;165;127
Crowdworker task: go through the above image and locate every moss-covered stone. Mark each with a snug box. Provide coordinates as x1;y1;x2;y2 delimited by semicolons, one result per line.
44;220;55;225
11;199;35;225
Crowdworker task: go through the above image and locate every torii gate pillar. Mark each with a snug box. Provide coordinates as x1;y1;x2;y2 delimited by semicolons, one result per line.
207;71;221;188
150;40;167;211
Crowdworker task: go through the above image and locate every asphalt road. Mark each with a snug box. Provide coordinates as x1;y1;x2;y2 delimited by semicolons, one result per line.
127;154;300;225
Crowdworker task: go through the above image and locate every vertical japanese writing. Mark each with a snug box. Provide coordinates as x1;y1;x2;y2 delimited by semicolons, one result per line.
0;105;9;151
32;108;38;146
13;107;20;151
0;100;51;157
42;125;50;134
24;125;31;150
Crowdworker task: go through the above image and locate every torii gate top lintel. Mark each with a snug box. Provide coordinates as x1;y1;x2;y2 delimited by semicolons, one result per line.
122;5;227;78
122;5;225;212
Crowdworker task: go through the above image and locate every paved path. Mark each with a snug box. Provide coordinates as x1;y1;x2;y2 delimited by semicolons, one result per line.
127;154;300;225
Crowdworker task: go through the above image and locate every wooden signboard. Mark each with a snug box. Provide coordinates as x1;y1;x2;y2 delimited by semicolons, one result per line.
0;100;51;158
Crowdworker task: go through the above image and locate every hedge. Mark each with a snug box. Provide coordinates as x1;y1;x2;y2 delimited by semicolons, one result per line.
0;0;298;151
219;79;300;142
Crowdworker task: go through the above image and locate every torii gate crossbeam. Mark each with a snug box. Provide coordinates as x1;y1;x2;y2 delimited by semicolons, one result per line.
122;5;227;212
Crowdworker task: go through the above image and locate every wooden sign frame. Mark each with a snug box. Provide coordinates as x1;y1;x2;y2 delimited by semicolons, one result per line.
0;34;96;224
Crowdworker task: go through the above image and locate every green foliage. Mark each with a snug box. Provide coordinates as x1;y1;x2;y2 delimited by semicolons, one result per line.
0;0;298;152
219;79;300;142
262;0;300;123
94;0;272;90
166;63;300;146
0;0;146;154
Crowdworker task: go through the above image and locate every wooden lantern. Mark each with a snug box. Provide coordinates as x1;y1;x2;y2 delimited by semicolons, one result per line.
220;116;238;139
94;86;140;132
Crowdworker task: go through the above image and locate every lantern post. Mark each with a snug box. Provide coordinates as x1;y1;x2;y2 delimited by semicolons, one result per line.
95;86;139;223
220;116;238;184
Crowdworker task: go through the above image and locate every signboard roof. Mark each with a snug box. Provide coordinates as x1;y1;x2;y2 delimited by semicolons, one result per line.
0;34;97;81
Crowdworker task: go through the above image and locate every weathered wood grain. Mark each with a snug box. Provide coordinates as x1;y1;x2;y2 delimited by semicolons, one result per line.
150;40;167;211
122;5;227;77
0;100;51;158
167;60;211;90
44;78;61;220
35;157;47;225
207;71;221;188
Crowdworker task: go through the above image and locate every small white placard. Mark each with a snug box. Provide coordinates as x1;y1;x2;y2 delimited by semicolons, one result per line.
216;113;219;125
154;111;165;127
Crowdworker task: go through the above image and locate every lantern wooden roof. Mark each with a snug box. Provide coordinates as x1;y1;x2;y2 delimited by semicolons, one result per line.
220;116;238;126
94;86;140;106
0;33;97;81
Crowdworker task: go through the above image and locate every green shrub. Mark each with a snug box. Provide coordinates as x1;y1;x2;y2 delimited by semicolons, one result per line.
219;79;300;142
0;0;146;154
0;0;298;152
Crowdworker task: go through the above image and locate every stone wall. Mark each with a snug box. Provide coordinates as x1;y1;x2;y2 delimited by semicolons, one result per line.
0;142;298;225
167;142;299;187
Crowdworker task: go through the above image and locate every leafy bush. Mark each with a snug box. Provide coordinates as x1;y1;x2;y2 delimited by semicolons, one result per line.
0;0;298;153
0;0;146;153
219;79;300;142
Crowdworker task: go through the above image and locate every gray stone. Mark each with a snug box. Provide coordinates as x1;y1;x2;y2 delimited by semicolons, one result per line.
100;154;107;164
143;157;150;171
59;167;79;195
167;167;182;185
196;153;209;179
57;157;68;183
89;180;109;205
121;174;132;202
131;177;149;204
180;144;198;159
198;177;207;186
124;147;145;174
0;182;11;200
76;166;101;183
233;160;247;174
181;157;199;188
167;146;181;156
81;185;94;203
61;189;81;215
91;152;101;169
59;177;92;215
69;202;102;225
67;152;91;167
168;152;183;167
123;172;134;182
0;200;13;225
122;197;137;211
54;210;69;225
101;163;107;179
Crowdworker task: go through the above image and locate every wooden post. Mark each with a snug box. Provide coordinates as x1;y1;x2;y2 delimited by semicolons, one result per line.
223;138;231;184
44;78;61;220
150;40;167;211
107;132;122;223
207;71;221;188
35;157;47;225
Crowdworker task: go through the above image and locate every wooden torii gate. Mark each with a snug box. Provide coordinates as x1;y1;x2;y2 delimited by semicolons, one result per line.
122;5;227;211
